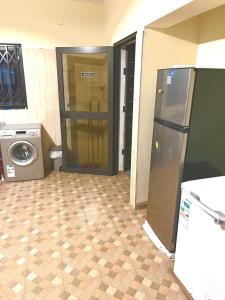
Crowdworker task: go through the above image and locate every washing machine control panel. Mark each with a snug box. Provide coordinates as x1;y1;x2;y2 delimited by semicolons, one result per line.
0;129;41;139
0;130;15;139
26;129;41;137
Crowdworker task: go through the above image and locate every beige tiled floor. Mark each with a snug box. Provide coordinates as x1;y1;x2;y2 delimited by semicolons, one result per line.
0;171;187;300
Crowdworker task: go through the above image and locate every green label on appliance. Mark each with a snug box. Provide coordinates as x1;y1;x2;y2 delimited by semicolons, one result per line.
184;201;190;209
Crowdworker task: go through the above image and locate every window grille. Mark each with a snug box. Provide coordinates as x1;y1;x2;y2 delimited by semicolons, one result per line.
0;44;27;109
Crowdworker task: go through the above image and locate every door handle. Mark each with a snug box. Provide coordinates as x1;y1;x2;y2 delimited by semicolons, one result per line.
158;89;164;94
155;140;160;151
190;191;225;224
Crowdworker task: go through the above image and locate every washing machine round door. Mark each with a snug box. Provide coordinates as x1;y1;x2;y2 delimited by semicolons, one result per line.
8;141;38;166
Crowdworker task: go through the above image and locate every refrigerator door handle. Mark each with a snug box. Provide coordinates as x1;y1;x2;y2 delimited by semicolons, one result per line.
190;191;225;224
155;140;160;151
158;89;164;94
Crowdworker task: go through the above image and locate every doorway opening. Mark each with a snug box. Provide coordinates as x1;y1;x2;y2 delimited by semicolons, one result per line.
114;33;136;175
56;37;136;176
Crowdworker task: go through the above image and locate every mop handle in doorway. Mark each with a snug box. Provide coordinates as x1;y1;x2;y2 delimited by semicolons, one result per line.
89;101;95;163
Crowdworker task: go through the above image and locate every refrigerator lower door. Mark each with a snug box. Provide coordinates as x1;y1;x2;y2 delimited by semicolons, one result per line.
147;121;187;252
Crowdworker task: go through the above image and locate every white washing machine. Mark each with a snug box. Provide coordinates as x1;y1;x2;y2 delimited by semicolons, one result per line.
0;124;44;182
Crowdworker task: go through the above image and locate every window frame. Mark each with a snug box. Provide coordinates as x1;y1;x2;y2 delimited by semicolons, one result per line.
0;43;27;109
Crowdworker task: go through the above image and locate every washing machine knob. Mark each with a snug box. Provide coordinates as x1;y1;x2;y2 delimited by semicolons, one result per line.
30;132;35;136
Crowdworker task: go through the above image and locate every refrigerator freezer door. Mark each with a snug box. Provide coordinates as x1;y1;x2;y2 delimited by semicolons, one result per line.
147;121;187;252
154;68;195;126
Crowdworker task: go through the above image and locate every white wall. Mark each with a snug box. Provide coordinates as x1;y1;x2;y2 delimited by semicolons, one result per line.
196;5;225;68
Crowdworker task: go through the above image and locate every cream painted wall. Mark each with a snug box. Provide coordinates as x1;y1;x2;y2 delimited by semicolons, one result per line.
103;0;194;208
136;4;225;205
0;0;106;47
103;0;193;43
0;49;60;155
0;49;61;167
0;0;107;163
0;49;60;141
0;0;195;205
149;0;225;28
196;5;225;67
1;0;219;208
136;19;198;204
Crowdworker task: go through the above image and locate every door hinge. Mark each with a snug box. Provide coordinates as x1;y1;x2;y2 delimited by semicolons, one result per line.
122;149;125;155
123;67;127;75
123;106;126;113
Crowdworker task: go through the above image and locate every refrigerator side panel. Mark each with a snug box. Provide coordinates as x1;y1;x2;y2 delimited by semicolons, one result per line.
183;68;225;182
147;122;188;252
154;68;195;126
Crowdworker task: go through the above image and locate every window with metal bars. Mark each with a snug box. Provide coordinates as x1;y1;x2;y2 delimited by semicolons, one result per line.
0;44;27;109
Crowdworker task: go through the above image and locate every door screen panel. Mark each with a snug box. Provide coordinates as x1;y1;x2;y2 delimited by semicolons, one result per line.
66;119;109;170
62;53;108;112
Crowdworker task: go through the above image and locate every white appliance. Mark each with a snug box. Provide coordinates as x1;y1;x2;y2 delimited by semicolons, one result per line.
174;177;225;300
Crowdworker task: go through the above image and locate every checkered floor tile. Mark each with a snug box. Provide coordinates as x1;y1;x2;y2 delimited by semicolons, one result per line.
0;171;187;299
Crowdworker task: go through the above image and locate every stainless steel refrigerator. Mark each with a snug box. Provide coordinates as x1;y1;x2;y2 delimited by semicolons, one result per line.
147;67;225;253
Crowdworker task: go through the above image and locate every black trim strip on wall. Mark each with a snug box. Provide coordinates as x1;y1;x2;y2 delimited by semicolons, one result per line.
154;117;190;133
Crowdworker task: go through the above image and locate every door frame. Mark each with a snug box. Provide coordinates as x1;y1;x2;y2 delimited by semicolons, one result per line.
113;33;137;172
56;46;116;175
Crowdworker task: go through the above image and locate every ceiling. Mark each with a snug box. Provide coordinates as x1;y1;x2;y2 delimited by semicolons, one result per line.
68;0;104;2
